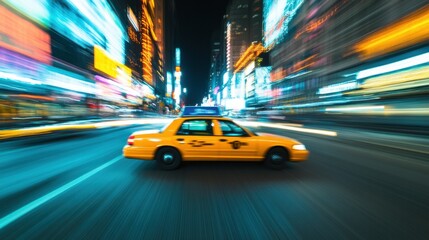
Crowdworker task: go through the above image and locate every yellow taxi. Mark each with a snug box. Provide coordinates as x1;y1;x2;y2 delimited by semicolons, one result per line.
123;106;309;169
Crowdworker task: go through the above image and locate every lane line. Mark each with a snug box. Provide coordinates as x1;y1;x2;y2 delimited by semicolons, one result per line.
0;155;123;230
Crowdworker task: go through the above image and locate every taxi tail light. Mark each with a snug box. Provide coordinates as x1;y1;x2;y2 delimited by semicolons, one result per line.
127;135;135;145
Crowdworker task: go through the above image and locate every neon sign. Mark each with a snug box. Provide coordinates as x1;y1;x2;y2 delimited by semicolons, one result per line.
295;1;346;39
263;0;304;48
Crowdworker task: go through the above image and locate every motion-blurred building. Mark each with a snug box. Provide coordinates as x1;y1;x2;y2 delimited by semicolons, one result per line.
140;0;165;101
262;0;429;126
208;31;222;105
219;0;263;110
163;0;176;110
216;0;429;126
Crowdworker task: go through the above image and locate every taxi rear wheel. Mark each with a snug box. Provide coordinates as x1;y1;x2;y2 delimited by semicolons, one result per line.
265;147;289;169
156;147;181;170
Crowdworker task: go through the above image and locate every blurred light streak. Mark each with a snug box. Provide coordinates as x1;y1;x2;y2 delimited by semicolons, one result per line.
349;65;429;95
383;108;429;116
356;52;429;79
280;123;303;127
326;106;385;112
134;129;162;135
0;72;41;85
284;70;311;80
0;119;173;140
363;65;429;88
0;83;25;91
44;67;96;94
0;155;122;230
127;7;139;31
2;0;50;27
93;119;172;128
354;4;429;59
319;93;343;99
238;121;337;136
0;125;94;140
14;94;54;101
353;79;429;95
318;81;358;94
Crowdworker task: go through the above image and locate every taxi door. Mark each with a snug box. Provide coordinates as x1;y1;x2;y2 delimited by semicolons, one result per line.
174;119;219;160
213;119;258;161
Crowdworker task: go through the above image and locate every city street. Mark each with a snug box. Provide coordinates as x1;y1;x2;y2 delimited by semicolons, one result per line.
1;122;428;239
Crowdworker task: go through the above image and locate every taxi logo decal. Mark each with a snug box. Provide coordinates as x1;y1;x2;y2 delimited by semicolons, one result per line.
189;140;214;147
229;141;248;149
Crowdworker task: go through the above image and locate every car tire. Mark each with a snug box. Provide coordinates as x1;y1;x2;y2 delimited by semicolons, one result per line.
264;147;289;169
156;147;182;170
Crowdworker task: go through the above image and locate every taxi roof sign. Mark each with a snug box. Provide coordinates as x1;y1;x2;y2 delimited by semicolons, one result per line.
181;106;222;117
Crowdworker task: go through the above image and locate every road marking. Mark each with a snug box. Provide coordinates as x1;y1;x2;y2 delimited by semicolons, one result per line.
0;155;122;230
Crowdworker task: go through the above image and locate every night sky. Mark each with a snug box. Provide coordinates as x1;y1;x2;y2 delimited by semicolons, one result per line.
175;0;229;105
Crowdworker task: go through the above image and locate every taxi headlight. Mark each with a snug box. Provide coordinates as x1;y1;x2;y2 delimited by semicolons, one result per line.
292;144;306;150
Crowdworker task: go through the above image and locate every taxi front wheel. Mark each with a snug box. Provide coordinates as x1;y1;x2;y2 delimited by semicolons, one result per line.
265;147;289;169
156;147;182;170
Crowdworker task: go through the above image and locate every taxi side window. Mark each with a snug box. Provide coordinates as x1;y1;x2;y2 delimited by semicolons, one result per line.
219;120;248;137
177;119;213;136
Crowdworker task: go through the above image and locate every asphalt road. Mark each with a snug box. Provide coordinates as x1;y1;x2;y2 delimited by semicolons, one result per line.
0;122;428;240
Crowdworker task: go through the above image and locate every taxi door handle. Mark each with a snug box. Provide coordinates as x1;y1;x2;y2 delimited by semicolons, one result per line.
219;139;227;142
177;138;184;141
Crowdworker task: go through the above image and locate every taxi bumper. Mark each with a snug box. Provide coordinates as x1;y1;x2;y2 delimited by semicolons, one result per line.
290;150;309;161
123;145;155;160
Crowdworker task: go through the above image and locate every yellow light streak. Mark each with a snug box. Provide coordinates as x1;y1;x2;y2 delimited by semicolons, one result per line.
354;5;429;59
347;65;429;95
0;119;172;140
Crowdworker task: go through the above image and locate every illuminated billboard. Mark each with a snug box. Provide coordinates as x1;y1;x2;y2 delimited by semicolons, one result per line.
2;1;126;64
0;4;51;64
263;0;304;49
166;72;173;97
94;46;131;84
51;0;126;63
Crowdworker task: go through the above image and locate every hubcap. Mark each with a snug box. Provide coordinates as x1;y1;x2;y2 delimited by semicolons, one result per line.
271;154;283;162
163;153;174;164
